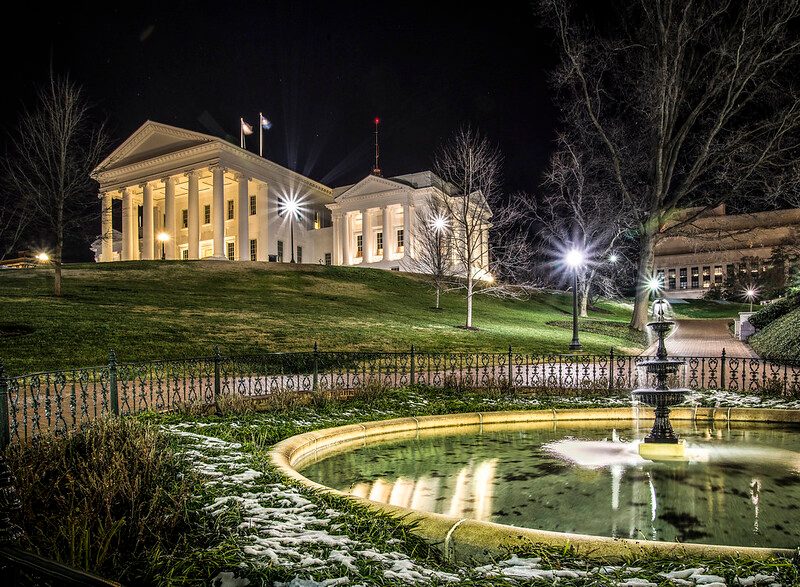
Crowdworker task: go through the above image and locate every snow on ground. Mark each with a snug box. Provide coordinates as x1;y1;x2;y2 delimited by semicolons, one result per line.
167;403;793;586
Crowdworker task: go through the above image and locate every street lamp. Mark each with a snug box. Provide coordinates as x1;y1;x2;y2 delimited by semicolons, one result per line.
280;196;302;263
156;232;170;260
608;253;619;264
35;252;50;262
745;286;758;312
565;248;585;351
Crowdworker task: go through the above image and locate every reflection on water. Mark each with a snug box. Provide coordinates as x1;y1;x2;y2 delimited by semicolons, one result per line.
299;420;800;548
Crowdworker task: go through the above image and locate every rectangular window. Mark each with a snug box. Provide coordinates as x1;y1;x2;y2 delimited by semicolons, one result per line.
250;239;257;261
702;266;710;288
324;252;332;266
203;204;211;225
181;209;188;229
714;265;723;284
679;268;688;289
356;234;363;258
314;211;321;230
692;267;700;289
226;241;235;261
181;249;189;260
227;200;234;220
277;240;284;262
297;246;303;264
396;229;404;252
668;269;676;290
656;269;665;287
249;194;257;216
376;232;383;254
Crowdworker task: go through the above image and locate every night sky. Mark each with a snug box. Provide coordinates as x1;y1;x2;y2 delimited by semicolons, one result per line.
2;1;559;258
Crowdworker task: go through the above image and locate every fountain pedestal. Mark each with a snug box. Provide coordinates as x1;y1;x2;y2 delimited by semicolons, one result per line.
632;299;690;461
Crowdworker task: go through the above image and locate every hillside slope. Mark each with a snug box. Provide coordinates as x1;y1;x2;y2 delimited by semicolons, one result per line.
0;261;643;372
749;306;800;361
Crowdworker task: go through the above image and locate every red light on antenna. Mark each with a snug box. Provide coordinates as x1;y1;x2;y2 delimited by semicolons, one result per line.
374;117;380;125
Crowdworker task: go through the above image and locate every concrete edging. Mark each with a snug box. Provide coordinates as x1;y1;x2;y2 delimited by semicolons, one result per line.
269;407;800;563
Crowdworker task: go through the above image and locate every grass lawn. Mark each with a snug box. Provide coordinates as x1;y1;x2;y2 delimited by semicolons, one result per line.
669;299;750;319
0;261;644;373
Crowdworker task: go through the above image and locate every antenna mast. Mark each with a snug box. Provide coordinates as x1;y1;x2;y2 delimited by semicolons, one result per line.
372;117;382;176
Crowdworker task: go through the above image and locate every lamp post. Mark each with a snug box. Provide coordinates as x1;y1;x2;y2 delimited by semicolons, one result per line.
156;232;170;260
565;248;585;351
745;287;757;312
280;197;301;264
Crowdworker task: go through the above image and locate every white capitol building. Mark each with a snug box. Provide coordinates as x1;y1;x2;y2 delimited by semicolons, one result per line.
92;121;491;275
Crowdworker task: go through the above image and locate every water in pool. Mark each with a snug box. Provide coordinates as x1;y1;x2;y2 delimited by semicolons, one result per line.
299;420;800;548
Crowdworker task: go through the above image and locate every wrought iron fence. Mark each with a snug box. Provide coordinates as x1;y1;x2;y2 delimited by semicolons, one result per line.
1;346;798;447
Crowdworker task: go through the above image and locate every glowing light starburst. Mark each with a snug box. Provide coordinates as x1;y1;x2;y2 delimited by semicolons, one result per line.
645;274;664;294
278;193;306;221
743;284;760;312
430;214;449;233
565;248;585;269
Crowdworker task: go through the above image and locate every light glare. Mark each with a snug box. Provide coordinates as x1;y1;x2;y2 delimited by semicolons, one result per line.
35;252;49;262
157;232;170;242
565;249;585;268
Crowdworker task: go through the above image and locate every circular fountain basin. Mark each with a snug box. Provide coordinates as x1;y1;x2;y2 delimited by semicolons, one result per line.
270;408;800;562
631;388;691;406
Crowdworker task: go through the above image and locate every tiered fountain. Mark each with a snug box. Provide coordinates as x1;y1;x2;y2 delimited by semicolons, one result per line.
632;299;690;460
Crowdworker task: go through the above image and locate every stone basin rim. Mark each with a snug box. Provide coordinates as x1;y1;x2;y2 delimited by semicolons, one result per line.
269;407;800;563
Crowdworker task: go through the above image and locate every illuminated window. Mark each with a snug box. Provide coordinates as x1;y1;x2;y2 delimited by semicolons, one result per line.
181;209;188;228
181;248;188;260
714;265;723;284
203;205;211;225
376;232;383;254
668;269;676;290
277;240;284;262
249;195;256;215
227;200;234;220
250;239;257;261
396;229;404;252
324;252;331;265
702;266;710;288
679;268;687;289
314;211;320;230
691;267;700;289
226;241;235;260
356;234;363;258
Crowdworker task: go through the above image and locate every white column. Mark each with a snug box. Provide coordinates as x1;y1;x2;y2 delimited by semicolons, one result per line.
162;176;176;260
342;212;351;265
256;181;268;261
101;192;113;262
381;205;391;261
236;172;250;261
211;165;226;259
362;208;373;262
141;182;154;260
187;170;200;259
121;188;132;260
403;202;413;258
332;211;341;265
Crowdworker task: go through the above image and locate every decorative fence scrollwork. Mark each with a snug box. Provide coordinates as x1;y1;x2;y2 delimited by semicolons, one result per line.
1;347;798;447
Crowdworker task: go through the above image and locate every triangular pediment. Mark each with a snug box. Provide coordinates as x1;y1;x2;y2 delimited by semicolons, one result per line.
94;121;221;173
334;175;410;201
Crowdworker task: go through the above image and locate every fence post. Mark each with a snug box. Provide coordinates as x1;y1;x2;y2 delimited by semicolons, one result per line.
0;362;10;450
507;345;513;389
720;348;726;390
312;341;319;392
410;345;416;386
609;348;615;393
108;350;119;416
213;347;221;403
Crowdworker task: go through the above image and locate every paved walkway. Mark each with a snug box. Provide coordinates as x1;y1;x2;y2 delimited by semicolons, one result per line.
642;318;758;358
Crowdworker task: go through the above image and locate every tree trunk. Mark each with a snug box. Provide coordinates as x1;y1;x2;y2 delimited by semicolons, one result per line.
435;286;440;309
54;242;63;297
580;280;589;318
466;275;473;328
630;226;657;331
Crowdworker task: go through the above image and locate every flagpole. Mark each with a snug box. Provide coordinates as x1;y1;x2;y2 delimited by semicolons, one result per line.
259;112;263;157
240;117;244;149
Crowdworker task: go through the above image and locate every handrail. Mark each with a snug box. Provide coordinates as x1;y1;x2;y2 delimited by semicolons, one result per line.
0;545;122;586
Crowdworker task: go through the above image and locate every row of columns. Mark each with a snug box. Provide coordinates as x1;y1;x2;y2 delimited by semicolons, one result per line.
333;202;415;266
101;166;268;262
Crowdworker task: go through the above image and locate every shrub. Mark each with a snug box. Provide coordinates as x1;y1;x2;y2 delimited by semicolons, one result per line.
748;293;800;329
5;417;197;583
749;306;800;363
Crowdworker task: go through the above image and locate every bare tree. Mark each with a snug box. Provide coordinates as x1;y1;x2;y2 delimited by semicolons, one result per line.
541;0;800;330
405;200;455;310
529;132;636;316
5;74;108;295
0;188;30;261
433;126;503;329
